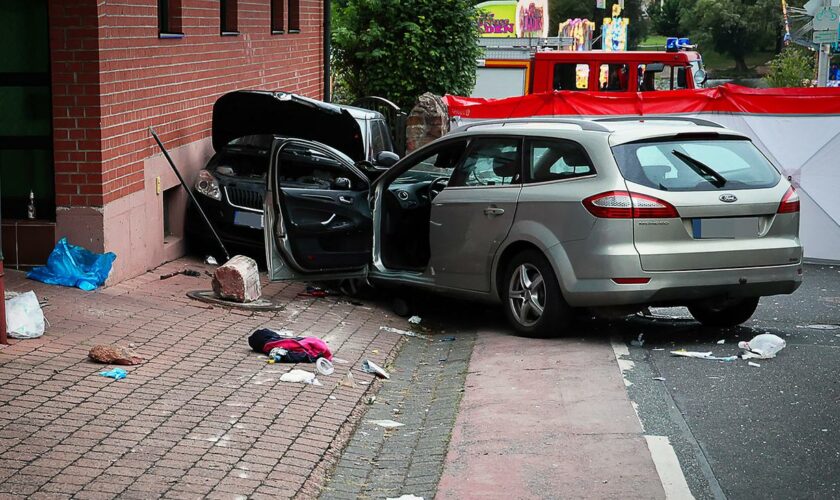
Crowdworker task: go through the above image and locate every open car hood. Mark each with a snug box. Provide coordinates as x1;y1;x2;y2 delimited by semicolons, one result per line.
212;91;365;161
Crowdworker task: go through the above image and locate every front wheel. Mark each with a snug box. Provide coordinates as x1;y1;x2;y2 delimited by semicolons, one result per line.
502;250;572;337
688;297;760;327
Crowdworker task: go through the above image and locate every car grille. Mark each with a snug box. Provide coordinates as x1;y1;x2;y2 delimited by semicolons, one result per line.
225;187;264;211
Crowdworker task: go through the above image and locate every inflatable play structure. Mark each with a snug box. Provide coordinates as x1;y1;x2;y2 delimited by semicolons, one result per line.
444;85;840;263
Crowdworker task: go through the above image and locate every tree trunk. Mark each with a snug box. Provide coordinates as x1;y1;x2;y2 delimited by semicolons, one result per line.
734;54;749;74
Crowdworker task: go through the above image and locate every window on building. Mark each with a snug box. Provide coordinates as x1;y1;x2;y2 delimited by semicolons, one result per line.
158;0;183;37
221;0;239;34
599;63;629;92
553;63;590;91
271;0;285;33
288;0;300;32
526;139;594;183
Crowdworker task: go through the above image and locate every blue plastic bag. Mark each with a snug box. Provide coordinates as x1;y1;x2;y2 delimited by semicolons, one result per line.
27;238;116;291
99;368;127;380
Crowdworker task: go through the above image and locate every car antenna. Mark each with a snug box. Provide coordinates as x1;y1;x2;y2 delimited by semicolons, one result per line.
149;127;232;262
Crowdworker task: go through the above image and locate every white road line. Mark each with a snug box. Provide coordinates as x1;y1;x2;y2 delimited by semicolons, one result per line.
645;435;695;500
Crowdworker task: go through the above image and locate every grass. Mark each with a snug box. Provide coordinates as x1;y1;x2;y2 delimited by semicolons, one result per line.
637;35;775;78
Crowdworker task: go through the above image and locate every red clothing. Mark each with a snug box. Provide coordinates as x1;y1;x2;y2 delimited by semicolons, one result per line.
264;337;333;361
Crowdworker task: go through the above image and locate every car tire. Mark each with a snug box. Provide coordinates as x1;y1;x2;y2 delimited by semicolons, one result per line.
502;250;572;337
688;297;760;327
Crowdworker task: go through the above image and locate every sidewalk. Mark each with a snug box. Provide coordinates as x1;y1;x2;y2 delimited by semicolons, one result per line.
0;258;407;499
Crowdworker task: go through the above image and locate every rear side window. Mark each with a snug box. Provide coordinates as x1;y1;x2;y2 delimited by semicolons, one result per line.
527;139;594;183
553;63;590;91
612;138;781;191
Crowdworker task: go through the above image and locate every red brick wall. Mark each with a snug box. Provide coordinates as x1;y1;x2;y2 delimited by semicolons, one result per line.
51;0;324;208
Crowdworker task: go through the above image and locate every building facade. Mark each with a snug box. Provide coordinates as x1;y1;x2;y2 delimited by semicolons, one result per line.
1;0;326;282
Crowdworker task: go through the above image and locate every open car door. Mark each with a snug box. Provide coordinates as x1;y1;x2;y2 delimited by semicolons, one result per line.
265;138;372;281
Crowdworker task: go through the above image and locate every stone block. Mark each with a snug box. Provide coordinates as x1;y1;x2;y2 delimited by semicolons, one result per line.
211;255;261;303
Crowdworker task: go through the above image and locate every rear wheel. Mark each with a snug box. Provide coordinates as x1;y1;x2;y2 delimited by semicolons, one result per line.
502;250;571;337
688;297;760;327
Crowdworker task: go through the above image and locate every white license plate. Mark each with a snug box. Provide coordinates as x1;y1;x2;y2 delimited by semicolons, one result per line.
233;211;264;229
692;217;759;239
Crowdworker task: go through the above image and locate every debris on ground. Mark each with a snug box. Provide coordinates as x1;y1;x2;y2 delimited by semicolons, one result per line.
339;371;356;387
5;291;46;339
386;495;424;500
368;419;404;428
440;336;456;342
99;367;127;380
205;255;219;266
249;328;333;362
408;316;422;325
716;339;726;344
748;361;761;368
800;324;840;331
212;255;261;303
362;360;390;379
380;326;427;338
88;345;143;365
738;333;786;359
297;285;336;298
653;377;666;381
160;269;201;280
279;369;321;385
670;350;738;361
631;333;645;347
316;357;335;376
366;396;376;405
27;237;116;291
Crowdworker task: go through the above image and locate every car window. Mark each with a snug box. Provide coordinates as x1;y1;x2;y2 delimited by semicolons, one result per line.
277;144;365;191
369;119;393;158
599;63;629;92
527;139;594;183
448;138;521;188
553;63;590;91
612;138;781;191
638;64;689;91
393;139;469;183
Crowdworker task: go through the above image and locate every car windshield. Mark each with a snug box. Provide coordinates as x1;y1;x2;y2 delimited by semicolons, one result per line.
612;138;780;191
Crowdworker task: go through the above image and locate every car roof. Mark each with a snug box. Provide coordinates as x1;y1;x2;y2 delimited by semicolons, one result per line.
336;103;385;120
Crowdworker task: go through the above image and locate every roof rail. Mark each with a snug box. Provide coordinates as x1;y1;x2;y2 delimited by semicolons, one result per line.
592;116;724;128
453;117;611;133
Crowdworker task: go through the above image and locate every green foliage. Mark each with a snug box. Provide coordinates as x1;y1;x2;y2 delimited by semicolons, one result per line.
687;0;780;73
648;0;683;36
331;0;481;109
766;46;814;87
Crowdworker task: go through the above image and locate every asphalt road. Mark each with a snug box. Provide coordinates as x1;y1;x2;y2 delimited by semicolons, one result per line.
403;264;840;500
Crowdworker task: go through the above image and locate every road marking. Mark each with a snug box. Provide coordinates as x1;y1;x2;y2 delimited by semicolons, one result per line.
645;435;695;500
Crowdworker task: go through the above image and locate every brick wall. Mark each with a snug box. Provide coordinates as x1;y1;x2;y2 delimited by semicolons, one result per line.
51;0;325;209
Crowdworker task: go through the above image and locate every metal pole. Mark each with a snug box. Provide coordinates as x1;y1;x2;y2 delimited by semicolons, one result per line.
149;128;231;262
817;43;831;86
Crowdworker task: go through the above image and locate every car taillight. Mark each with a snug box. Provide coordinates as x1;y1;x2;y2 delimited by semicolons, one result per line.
777;186;800;214
583;191;679;219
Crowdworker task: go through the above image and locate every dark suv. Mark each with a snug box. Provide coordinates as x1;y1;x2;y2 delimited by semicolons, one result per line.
186;91;398;254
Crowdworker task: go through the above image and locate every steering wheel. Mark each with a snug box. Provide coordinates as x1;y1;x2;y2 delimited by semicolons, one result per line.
428;177;449;199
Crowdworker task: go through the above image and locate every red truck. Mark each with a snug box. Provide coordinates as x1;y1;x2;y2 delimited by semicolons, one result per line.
474;40;707;98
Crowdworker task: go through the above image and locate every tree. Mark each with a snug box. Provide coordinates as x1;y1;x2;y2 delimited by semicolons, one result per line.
688;0;780;73
331;0;481;109
766;46;814;87
649;0;683;36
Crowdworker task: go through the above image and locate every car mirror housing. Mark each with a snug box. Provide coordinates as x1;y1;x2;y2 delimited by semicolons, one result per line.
375;151;400;167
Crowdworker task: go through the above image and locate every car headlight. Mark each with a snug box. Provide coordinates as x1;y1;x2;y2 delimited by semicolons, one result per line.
195;169;221;201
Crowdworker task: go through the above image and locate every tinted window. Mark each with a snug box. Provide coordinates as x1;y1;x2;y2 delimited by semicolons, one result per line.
448;138;520;187
599;63;629;91
527;139;594;182
612;138;781;191
369;119;393;157
553;63;590;91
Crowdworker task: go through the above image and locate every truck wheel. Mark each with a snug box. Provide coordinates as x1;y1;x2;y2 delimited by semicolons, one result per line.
688;297;760;327
502;250;572;337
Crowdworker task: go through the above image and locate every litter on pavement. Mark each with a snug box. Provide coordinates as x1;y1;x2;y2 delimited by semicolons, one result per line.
27;238;116;291
362;360;390;379
339;371;356;387
99;368;127;380
380;326;427;338
280;369;322;385
670;350;738;361
631;334;645;347
316;357;335;376
800;324;840;331
248;328;333;362
5;291;46;339
160;269;201;280
205;255;219;265
716;339;726;344
439;336;456;342
408;316;422;325
738;333;786;359
748;361;761;367
88;345;144;365
653;377;666;381
368;419;404;428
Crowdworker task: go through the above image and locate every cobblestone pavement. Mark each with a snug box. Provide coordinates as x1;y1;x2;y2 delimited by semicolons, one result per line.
319;330;475;500
0;258;409;499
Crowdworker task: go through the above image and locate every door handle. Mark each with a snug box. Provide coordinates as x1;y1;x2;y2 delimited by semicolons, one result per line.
339;196;353;204
484;207;505;216
320;214;337;225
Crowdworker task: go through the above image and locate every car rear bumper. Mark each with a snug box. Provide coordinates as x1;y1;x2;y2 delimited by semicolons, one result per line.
557;260;803;307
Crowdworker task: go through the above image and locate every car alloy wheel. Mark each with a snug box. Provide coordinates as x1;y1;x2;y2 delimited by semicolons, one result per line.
508;263;546;327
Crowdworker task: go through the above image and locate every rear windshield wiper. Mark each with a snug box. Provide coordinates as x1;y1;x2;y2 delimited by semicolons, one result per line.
671;150;727;188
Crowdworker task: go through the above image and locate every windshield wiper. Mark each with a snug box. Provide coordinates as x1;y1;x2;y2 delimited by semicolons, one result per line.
671;150;727;188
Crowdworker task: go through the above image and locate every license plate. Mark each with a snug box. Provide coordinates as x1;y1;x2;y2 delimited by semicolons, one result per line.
692;217;759;239
233;211;264;229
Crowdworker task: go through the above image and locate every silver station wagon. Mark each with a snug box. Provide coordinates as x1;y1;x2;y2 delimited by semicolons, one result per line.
261;117;803;336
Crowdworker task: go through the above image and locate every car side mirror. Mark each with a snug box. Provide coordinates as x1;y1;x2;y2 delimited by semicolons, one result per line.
375;151;400;167
693;69;707;87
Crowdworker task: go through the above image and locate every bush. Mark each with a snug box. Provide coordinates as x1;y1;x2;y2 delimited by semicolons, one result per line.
332;0;481;109
766;47;815;87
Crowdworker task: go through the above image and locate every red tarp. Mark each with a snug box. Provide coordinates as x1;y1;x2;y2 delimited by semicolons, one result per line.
443;84;840;118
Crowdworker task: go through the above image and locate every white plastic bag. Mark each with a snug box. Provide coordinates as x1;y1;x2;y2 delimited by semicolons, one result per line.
6;291;46;339
738;334;786;359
